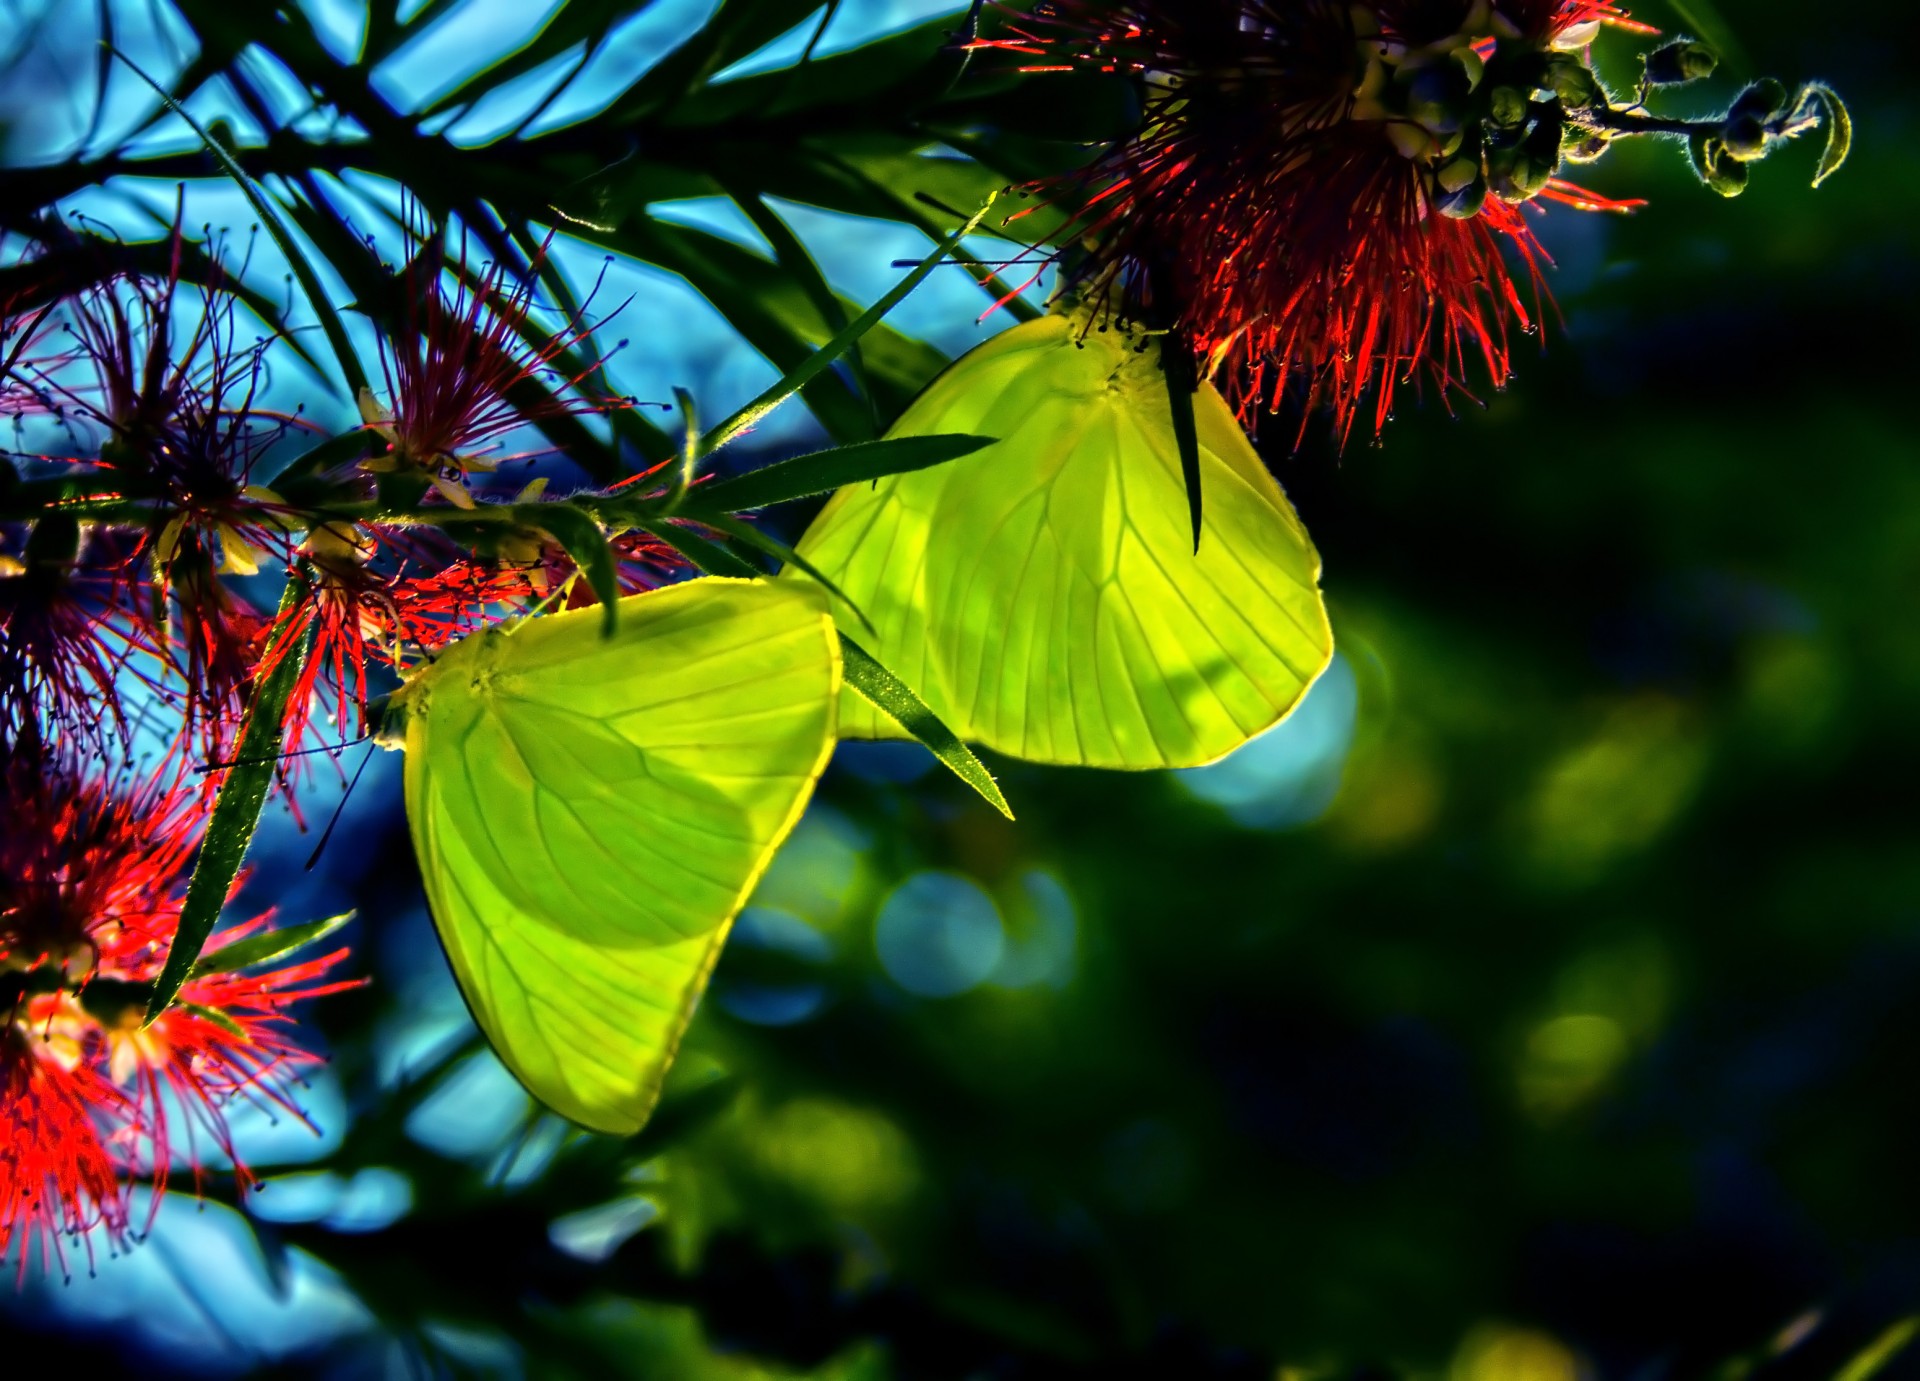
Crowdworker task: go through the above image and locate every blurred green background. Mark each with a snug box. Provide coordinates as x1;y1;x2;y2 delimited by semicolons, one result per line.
2;0;1916;1375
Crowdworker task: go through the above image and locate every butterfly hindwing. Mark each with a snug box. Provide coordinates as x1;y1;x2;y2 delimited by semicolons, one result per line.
400;578;841;1134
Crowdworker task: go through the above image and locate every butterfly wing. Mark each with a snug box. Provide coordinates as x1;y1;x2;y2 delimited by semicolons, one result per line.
794;314;1334;769
401;578;840;1134
793;320;1068;740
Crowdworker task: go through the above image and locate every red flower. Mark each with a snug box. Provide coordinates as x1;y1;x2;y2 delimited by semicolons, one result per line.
988;0;1644;445
0;746;200;972
69;912;357;1206
18;213;310;754
0;1028;130;1282
268;510;687;747
361;232;635;506
0;746;356;1271
0;523;154;754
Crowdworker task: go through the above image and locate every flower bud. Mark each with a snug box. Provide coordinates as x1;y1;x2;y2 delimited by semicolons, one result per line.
1689;131;1749;197
1562;129;1611;164
1729;78;1789;123
1386;120;1440;161
1722;113;1770;161
1436;176;1489;219
1544;53;1599;110
1403;60;1472;136
1437;155;1481;194
1643;40;1717;86
1488;85;1529;129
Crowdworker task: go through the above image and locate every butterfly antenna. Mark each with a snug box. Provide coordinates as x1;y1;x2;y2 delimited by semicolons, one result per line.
306;743;377;872
198;733;373;774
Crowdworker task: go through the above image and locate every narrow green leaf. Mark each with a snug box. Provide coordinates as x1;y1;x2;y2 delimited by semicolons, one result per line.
1163;339;1204;555
728;187;877;434
1799;82;1853;188
268;428;373;488
614;0;825;123
661;385;700;515
839;634;1013;821
641;520;763;579
181;1002;253;1041
704;513;874;635
192;911;355;978
109;48;371;398
146;581;317;1022
527;503;620;634
695;196;1000;461
691;434;995;515
1834;1317;1919;1381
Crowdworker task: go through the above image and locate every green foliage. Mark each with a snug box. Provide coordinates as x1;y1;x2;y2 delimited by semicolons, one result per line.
146;579;315;1019
4;0;1910;1375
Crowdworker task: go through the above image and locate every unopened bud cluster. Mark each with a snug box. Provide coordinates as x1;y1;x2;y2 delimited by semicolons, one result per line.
1350;3;1850;218
1354;5;1611;220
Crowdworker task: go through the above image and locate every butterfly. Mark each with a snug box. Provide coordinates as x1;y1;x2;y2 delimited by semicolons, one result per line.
790;312;1334;770
384;577;841;1134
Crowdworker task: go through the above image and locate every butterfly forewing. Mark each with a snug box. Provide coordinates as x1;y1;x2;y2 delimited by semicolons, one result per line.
792;314;1335;770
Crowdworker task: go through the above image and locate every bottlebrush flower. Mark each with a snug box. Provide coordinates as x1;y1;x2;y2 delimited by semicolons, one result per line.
67;911;358;1205
0;520;153;755
0;745;355;1273
21;217;308;752
267;522;536;745
0;744;200;973
268;506;686;746
0;1027;130;1281
359;233;635;507
1;286;61;422
986;0;1647;445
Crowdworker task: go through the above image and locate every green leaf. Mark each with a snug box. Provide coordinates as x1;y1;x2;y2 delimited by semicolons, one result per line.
727;188;877;433
703;512;873;635
526;503;621;634
663;385;701;513
192;912;355;978
108;48;371;398
660;14;957;126
615;0;826;124
695;196;1000;460
146;579;317;1022
1163;338;1204;554
838;634;1013;821
598;215;885;444
690;434;995;515
1834;1317;1919;1381
397;577;841;1133
180;1002;253;1041
268;428;374;489
641;520;763;579
1798;82;1853;188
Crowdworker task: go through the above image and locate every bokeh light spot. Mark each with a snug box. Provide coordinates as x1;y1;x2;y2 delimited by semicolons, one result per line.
751;1097;919;1215
1451;1323;1582;1381
1519;1014;1631;1120
993;870;1078;990
875;871;1005;998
